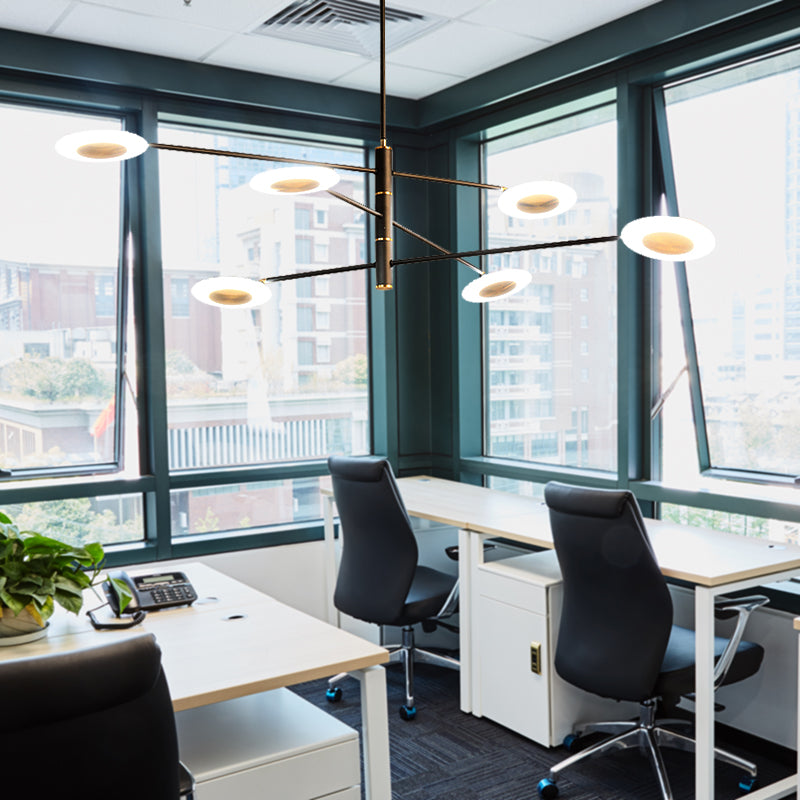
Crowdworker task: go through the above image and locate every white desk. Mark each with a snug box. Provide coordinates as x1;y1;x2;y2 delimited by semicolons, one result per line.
322;476;800;800
0;563;392;800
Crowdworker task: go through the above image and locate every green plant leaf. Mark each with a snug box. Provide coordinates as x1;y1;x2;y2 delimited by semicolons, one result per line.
108;577;133;614
53;589;82;615
0;511;11;525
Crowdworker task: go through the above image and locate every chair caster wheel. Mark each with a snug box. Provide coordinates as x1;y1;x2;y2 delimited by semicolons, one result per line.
739;776;757;793
326;686;342;703
538;778;559;798
563;733;579;752
399;705;417;720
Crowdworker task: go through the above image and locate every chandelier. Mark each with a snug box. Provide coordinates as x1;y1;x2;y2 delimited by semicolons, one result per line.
55;0;714;308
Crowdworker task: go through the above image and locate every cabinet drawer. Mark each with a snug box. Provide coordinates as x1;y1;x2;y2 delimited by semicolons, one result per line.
194;739;359;800
477;595;551;745
178;689;360;800
478;565;548;613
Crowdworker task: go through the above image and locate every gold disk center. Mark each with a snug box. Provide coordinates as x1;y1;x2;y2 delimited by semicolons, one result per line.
208;289;253;306
516;194;560;214
271;178;321;193
479;279;516;298
642;231;694;255
76;142;128;159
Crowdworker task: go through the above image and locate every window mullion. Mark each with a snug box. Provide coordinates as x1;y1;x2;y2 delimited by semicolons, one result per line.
653;88;711;473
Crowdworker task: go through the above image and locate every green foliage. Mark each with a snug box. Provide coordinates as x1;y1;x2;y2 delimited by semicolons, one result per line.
3;355;111;403
0;510;117;623
331;354;368;388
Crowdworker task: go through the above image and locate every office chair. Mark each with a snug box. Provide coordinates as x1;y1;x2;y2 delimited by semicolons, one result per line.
538;482;768;800
326;455;459;720
0;633;195;800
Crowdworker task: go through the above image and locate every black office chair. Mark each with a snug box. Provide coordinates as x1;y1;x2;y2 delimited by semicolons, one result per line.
0;633;195;800
326;455;459;720
538;482;768;800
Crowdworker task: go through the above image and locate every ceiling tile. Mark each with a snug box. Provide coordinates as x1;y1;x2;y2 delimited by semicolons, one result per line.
463;0;661;43
54;4;233;60
81;0;285;33
390;0;486;18
334;60;463;100
205;34;370;85
0;0;71;33
389;19;549;79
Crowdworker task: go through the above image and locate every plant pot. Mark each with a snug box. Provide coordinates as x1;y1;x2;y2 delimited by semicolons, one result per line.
0;606;49;645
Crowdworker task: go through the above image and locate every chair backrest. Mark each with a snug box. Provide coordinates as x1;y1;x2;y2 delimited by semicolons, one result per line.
329;455;418;625
545;481;673;703
0;633;181;799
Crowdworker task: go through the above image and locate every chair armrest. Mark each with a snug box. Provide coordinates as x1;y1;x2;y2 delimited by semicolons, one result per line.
712;594;769;688
179;760;196;799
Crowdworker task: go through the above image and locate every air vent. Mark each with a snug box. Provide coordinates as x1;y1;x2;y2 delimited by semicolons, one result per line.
253;0;445;58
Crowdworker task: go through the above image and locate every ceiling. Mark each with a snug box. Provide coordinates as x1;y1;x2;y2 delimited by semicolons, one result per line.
0;0;662;100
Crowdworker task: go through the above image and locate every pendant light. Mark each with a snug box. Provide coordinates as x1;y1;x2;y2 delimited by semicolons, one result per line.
54;0;715;309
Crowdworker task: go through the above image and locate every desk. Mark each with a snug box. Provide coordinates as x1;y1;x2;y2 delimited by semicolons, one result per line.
322;476;800;800
0;563;392;800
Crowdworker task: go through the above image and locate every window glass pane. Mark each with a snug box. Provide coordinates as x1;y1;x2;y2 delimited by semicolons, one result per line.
664;49;800;477
2;494;144;547
171;477;324;536
485;475;545;499
158;126;370;470
0;104;125;474
484;104;617;471
661;503;793;543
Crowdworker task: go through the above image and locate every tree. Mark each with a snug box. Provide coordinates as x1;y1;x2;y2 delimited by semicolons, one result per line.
10;498;137;547
331;354;368;388
3;356;110;402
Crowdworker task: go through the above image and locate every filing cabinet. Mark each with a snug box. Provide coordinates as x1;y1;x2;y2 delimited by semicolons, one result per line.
176;688;360;800
475;549;636;747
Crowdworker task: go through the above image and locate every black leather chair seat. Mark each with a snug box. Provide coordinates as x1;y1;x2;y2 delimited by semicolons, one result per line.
655;624;764;698
397;565;456;626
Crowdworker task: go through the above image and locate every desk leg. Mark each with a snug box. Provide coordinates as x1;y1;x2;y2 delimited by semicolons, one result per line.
458;527;472;714
323;495;338;626
350;665;391;800
695;586;715;800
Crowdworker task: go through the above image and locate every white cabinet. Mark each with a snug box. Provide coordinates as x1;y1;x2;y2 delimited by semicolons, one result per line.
474;549;637;747
176;688;360;800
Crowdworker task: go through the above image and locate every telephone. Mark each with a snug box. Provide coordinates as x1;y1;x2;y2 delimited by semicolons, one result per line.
104;570;198;615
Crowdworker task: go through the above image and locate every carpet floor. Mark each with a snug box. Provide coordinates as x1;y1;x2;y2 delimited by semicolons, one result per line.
292;662;794;800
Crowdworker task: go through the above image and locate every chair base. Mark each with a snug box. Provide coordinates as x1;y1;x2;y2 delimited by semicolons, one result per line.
327;624;459;718
543;699;757;800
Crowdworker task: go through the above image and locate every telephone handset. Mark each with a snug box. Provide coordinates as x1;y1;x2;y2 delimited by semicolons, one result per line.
104;570;198;615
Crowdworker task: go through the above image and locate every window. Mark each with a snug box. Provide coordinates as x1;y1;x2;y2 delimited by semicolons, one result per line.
298;340;314;365
483;101;617;471
660;48;800;482
171;278;190;318
0;103;129;482
297;306;313;332
158;124;370;494
95;276;116;318
296;236;312;263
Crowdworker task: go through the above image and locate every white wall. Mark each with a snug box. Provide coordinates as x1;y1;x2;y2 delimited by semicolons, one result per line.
124;540;329;619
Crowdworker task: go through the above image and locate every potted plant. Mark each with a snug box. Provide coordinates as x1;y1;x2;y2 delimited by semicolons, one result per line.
0;510;131;643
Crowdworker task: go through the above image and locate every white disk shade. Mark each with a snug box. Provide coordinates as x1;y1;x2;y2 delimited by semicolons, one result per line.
461;269;532;303
55;130;149;162
250;166;340;195
497;181;577;220
620;216;715;261
191;277;272;309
